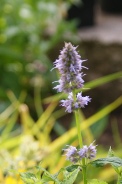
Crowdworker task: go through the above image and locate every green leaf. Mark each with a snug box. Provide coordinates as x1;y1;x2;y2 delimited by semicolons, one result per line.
88;179;108;184
118;176;122;184
61;167;80;184
37;166;61;184
65;165;80;172
90;115;109;139
84;71;122;90
53;121;66;135
107;147;115;157
41;172;60;184
91;157;122;168
20;172;38;184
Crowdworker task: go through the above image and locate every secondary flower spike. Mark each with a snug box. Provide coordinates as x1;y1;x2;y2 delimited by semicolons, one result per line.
63;142;97;164
53;42;85;93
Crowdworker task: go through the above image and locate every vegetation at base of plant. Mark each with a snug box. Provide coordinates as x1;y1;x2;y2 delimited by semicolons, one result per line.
91;148;122;184
21;165;80;184
20;147;122;184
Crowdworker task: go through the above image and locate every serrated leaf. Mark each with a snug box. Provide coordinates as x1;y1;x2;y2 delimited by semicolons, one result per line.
37;165;61;183
88;179;108;184
91;157;122;168
42;173;60;183
41;169;60;184
61;167;80;184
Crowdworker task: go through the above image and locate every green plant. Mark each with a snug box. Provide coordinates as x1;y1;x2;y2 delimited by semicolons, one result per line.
19;43;122;184
0;40;122;183
0;70;121;183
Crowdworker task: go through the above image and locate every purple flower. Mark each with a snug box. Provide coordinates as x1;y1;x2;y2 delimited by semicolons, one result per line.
63;146;78;163
53;42;85;93
78;146;88;159
78;142;97;160
75;92;91;108
60;92;91;113
63;142;97;163
53;42;91;113
60;92;74;113
87;142;97;160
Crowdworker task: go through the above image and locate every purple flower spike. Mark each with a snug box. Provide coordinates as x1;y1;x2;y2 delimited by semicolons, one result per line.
53;42;91;113
53;42;85;93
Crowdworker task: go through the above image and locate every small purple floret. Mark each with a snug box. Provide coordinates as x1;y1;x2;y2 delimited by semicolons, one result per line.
78;145;88;159
87;142;97;160
63;146;78;163
78;142;97;160
76;92;91;108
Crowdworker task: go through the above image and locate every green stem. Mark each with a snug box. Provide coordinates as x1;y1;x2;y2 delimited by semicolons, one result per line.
74;109;87;184
117;176;120;184
117;174;122;184
82;165;87;184
74;110;83;148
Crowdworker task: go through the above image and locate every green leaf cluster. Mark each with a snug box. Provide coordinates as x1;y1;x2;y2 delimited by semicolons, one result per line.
21;165;80;184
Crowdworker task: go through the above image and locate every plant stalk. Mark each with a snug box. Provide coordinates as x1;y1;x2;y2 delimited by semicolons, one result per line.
117;174;122;184
74;109;87;184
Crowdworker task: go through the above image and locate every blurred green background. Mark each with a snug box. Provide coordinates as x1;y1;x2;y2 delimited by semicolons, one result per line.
0;0;77;113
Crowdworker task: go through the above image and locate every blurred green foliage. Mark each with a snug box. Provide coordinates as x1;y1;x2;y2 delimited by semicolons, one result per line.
0;0;77;113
